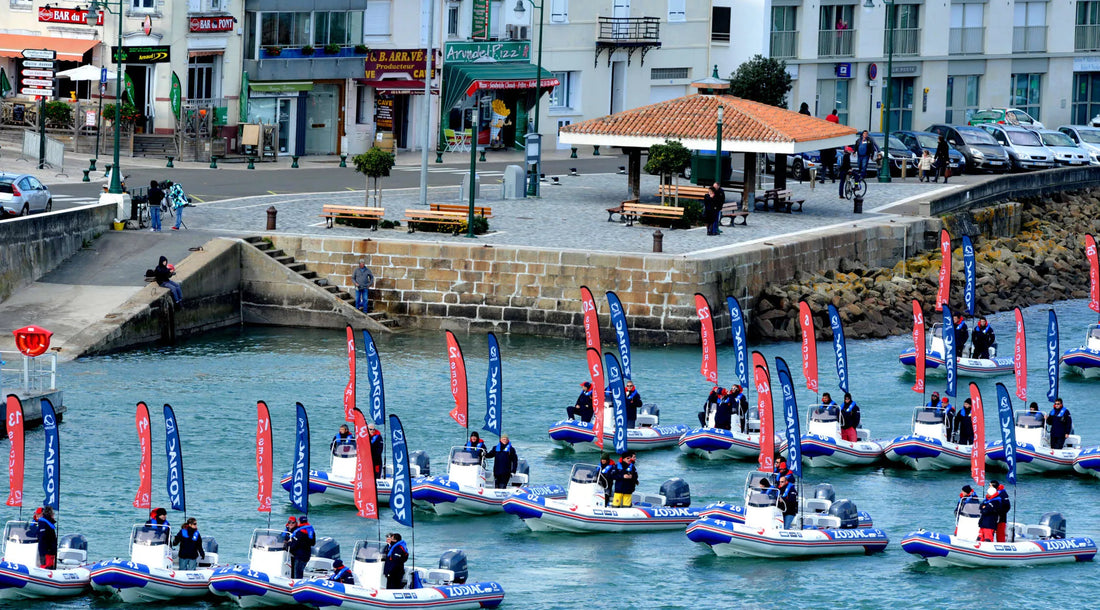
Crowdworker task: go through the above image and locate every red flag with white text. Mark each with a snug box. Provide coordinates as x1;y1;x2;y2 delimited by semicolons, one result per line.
752;352;774;472
969;383;986;488
1087;234;1099;314
446;331;469;428
5;395;24;508
798;301;818;393
344;325;356;422
580;286;601;353
936;229;951;312
912;300;926;394
1014;308;1027;402
352;408;378;519
695;293;717;385
133;401;152;509
587;347;606;449
256;400;272;513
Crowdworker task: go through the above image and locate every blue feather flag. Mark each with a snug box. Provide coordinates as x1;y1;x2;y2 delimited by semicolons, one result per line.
995;383;1018;485
362;330;386;426
827;304;849;394
963;235;976;317
388;414;413;527
604;352;628;454
1047;309;1060;403
775;357;802;479
484;332;502;436
290;402;310;515
163;404;186;513
726;296;750;387
41;398;59;511
606;291;633;381
943;305;957;398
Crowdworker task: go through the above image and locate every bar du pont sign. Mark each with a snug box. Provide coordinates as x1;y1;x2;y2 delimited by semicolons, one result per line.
39;6;104;25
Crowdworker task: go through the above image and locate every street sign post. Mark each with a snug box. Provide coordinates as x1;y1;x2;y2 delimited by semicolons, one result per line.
23;49;56;169
21;49;56;60
23;60;55;69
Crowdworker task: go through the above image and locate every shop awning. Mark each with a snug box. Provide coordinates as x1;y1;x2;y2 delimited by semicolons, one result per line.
188;49;224;58
355;79;437;94
249;81;313;94
441;62;559;114
0;34;99;62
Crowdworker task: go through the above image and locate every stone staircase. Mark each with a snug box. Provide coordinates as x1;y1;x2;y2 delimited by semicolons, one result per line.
244;235;397;329
134;134;179;157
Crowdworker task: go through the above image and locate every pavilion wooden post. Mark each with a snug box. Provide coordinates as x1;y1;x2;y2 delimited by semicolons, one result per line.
742;152;757;211
775;154;788;191
627;148;641;202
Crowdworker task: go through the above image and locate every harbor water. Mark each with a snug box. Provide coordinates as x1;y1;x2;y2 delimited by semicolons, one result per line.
8;300;1100;609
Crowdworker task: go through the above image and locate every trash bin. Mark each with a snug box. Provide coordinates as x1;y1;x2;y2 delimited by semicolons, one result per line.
690;152;731;186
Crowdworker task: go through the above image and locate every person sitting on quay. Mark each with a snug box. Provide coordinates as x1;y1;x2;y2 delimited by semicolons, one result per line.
153;256;182;307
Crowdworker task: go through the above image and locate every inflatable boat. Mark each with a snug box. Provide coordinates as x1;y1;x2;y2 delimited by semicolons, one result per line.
278;441;429;507
1073;446;1100;479
678;406;782;460
986;409;1081;474
899;324;1013;378
902;498;1096;567
0;520;91;600
89;523;219;602
502;463;702;533
698;475;874;528
411;447;564;516
884;407;974;470
291;543;503;610
1060;324;1100;378
549;405;688;452
209;529;340;607
799;407;884;467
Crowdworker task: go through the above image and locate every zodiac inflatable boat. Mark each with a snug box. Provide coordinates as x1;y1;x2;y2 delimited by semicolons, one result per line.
1060;324;1100;378
884;406;974;470
89;523;219;602
502;463;702;533
209;529;340;607
291;542;504;610
899;323;1013;378
0;520;91;600
986;409;1081;474
411;447;564;516
549;405;688;452
1073;446;1100;479
697;473;874;528
279;441;429;507
799;407;884;467
678;405;781;460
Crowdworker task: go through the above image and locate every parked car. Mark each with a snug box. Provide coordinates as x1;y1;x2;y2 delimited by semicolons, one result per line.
967;108;1044;129
764;151;821;181
861;133;918;177
894;130;967;173
1026;129;1090;166
925;124;1011;173
1057;125;1100;165
0;173;52;215
978;124;1055;171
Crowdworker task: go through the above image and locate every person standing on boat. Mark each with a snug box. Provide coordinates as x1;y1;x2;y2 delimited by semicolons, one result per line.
714;390;734;431
36;506;57;569
775;457;791;482
610;451;639;508
623;380;642;430
778;475;799;529
329;559;354;584
971;317;995;359
939;396;956;442
383;533;409;589
991;480;1011;542
284;516;297;533
700;386;723;427
953;314;970;357
147;507;170;528
352;259;375;313
484;434;519;489
367;423;384;478
331;424;355;453
926;392;941;410
954;399;974;446
171;517;205;571
288;515;315;580
1047;398;1073;449
1027;402;1045;426
568;382;594;423
978;486;1001;542
598;454;616;506
730;385;750;433
815;393;839;417
839;393;861;442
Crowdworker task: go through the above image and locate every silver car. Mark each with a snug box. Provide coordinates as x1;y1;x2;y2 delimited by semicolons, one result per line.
1030;129;1089;166
979;124;1055;171
1057;125;1100;165
0;173;53;215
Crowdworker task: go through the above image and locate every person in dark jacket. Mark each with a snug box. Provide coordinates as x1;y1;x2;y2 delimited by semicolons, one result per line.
953;314;970;357
978;487;1000;541
730;385;750;433
610;451;638;508
36;506;57;569
955;484;977;515
367;423;384;478
819;147;837;183
702;183;724;236
598;454;616;505
329;559;354;584
153;256;182;306
991;480;1011;542
798;102;811;116
838;147;853;199
172;517;205;571
623;380;642;430
934;135;951;183
926;391;941;410
714;390;734;431
971;317;995;359
288;515;315;579
839;393;861;442
854;131;880;178
382;533;408;590
284;516;297;533
464;432;487;461
147;507;170;527
567;382;594;422
700;386;724;426
814;393;839;417
775;457;791;482
941;396;956;442
954;398;974;446
1048;398;1073;449
778;475;799;529
330;424;354;453
483;434;519;489
147;180;165;232
1027;402;1045;426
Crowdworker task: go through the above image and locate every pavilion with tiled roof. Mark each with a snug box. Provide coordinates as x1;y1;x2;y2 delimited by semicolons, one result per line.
559;92;858;203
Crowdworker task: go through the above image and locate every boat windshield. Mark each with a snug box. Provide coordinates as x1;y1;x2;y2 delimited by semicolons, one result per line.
810;408;839;423
915;407;944;425
132;524;170;546
355;541;385;563
957;497;981;518
1090;326;1100;341
744;471;777;492
1017;412;1044;428
570;464;601;484
747;489;779;507
449;446;484;465
332;441;357;458
4;522;37;544
251;530;289;551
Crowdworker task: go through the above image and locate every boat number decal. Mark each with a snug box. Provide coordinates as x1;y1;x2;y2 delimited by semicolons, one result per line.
1042;539;1090;551
392;591;421;599
523;494;543;502
592;509;620;516
523;485;559;495
992;544;1017;551
0;561;24;572
61;572;79;580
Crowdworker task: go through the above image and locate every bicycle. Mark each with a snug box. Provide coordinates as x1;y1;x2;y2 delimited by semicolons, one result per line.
842;170;867;200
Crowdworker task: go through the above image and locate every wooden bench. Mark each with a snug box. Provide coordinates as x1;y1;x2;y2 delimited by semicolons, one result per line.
320;205;385;229
755;188;805;213
607;198;639;222
720;201;750;226
656;184;710;201
430;203;493;218
622;202;684;227
404;209;468;233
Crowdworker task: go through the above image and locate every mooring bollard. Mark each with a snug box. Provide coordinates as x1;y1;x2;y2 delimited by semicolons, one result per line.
88;158;97;171
853;194;864;214
291;156;299;168
570;147;578;159
266;206;277;230
209;156;218;169
479;148;486;162
166;156;174;168
339;153;348;168
82;169;90;182
652;229;663;253
593;146;600;156
248;157;256;170
809;168;817;190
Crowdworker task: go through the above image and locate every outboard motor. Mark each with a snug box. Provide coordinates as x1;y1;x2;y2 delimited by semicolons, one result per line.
640;404;660;418
828;499;860;529
411;450;431;477
813;484;836;503
202;537;219;555
659;478;691;507
515;459;530;477
57;533;88;566
314;537;341;560
438;549;468;584
1039;513;1067;539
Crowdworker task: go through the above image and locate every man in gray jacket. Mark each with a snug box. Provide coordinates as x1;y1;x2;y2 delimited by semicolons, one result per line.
353;259;375;312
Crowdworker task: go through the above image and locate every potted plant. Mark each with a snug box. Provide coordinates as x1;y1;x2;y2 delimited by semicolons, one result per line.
264;46;282;56
324;43;341;55
301;45;315;56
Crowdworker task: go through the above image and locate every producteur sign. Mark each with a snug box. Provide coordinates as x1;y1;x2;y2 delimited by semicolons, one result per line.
363;49;437;80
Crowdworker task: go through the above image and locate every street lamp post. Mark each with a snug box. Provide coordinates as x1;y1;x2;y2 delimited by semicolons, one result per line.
87;0;124;194
513;0;544;197
715;105;724;187
467;96;489;238
876;0;895;183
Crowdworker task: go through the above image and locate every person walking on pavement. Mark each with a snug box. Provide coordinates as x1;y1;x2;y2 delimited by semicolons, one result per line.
353;259;375;313
171;517;205;571
147;180;164;232
288;515;315;580
703;184;722;236
854;131;880;178
820;147;837;183
934;135;951;183
838;147;852;199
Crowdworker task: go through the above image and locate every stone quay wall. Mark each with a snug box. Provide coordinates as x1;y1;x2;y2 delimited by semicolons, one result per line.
269;214;939;344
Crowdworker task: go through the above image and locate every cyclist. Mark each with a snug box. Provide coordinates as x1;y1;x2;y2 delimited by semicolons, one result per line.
838;146;852;200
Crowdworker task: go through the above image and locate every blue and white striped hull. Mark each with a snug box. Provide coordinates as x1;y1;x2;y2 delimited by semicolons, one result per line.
686;517;889;558
502;493;703;533
901;530;1097;567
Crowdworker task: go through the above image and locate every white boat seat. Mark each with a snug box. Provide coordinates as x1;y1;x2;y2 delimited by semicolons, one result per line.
423;569;454;585
1064;435;1082;449
803;499;830;514
802;514;840;530
632;493;664;507
1026;525;1052;539
636;414;658;428
509;472;529;487
856;428;871;442
58;549;85;566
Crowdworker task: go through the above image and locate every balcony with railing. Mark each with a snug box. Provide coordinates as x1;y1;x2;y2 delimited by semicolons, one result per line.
817;29;853;57
889;28;920;56
1012;25;1046;53
771;30;798;59
949;26;984;54
595;17;662;65
1076;24;1100;51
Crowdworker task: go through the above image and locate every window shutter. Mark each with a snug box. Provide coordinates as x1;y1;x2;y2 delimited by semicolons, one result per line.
550;0;567;23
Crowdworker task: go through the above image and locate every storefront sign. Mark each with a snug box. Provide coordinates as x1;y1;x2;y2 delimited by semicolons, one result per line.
364;49;436;80
471;0;490;41
39;7;104;25
834;63;852;79
466;76;560;96
444;41;531;63
112;45;171;63
190;16;236;32
375;93;394;132
1075;57;1100;72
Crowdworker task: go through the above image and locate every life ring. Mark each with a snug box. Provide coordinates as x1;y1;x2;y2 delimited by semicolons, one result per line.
13;326;52;357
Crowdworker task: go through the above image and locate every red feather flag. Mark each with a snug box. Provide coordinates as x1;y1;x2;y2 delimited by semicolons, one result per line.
969;383;986;489
752;352;774;472
5;395;24;508
133;401;152;509
1087;234;1099;314
1014;308;1027;402
352;408;378;519
256;400;272;513
446;331;469;428
695;293;717;384
587;347;606;449
344;325;356;423
936;229;951;312
580;286;601;352
912;300;926;394
798;301;818;393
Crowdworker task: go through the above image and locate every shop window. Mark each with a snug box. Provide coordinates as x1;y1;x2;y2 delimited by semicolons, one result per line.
315;11;364;46
356;86;372;124
187;55;221;103
364;0;391;36
945;75;980;124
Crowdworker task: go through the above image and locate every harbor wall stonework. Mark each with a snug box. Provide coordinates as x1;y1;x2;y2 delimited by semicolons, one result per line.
269;215;940;344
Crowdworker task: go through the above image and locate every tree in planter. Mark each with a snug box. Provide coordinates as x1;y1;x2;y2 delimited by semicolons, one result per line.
643;140;693;206
727;55;793;108
353;146;396;207
43;101;73;128
103;100;141;126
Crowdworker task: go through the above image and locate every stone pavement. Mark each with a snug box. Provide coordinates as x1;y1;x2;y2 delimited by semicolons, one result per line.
180;170;959;256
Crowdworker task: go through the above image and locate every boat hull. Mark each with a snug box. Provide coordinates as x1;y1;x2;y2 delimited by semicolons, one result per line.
677;428;774;460
901;530;1097;567
0;562;90;600
1074;446;1100;479
800;434;884;467
898;348;1013;378
208;565;295;608
411;478;566;516
884;435;972;470
1061;348;1100;378
89;559;213;602
986;441;1078;474
291;578;504;610
698;503;874;528
502;493;702;533
685;517;889;558
279;470;392;506
548;420;688;452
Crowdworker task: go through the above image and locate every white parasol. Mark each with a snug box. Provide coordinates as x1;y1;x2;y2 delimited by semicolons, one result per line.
56;64;117;81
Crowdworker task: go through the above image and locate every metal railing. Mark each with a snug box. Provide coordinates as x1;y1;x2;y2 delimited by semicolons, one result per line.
890;28;921;56
597;17;661;43
817;29;853;57
0;351;57;394
770;31;798;59
1076;24;1100;51
1013;26;1047;53
949;26;984;54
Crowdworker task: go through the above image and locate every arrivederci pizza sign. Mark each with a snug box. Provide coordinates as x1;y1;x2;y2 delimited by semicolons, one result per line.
39;6;104;25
